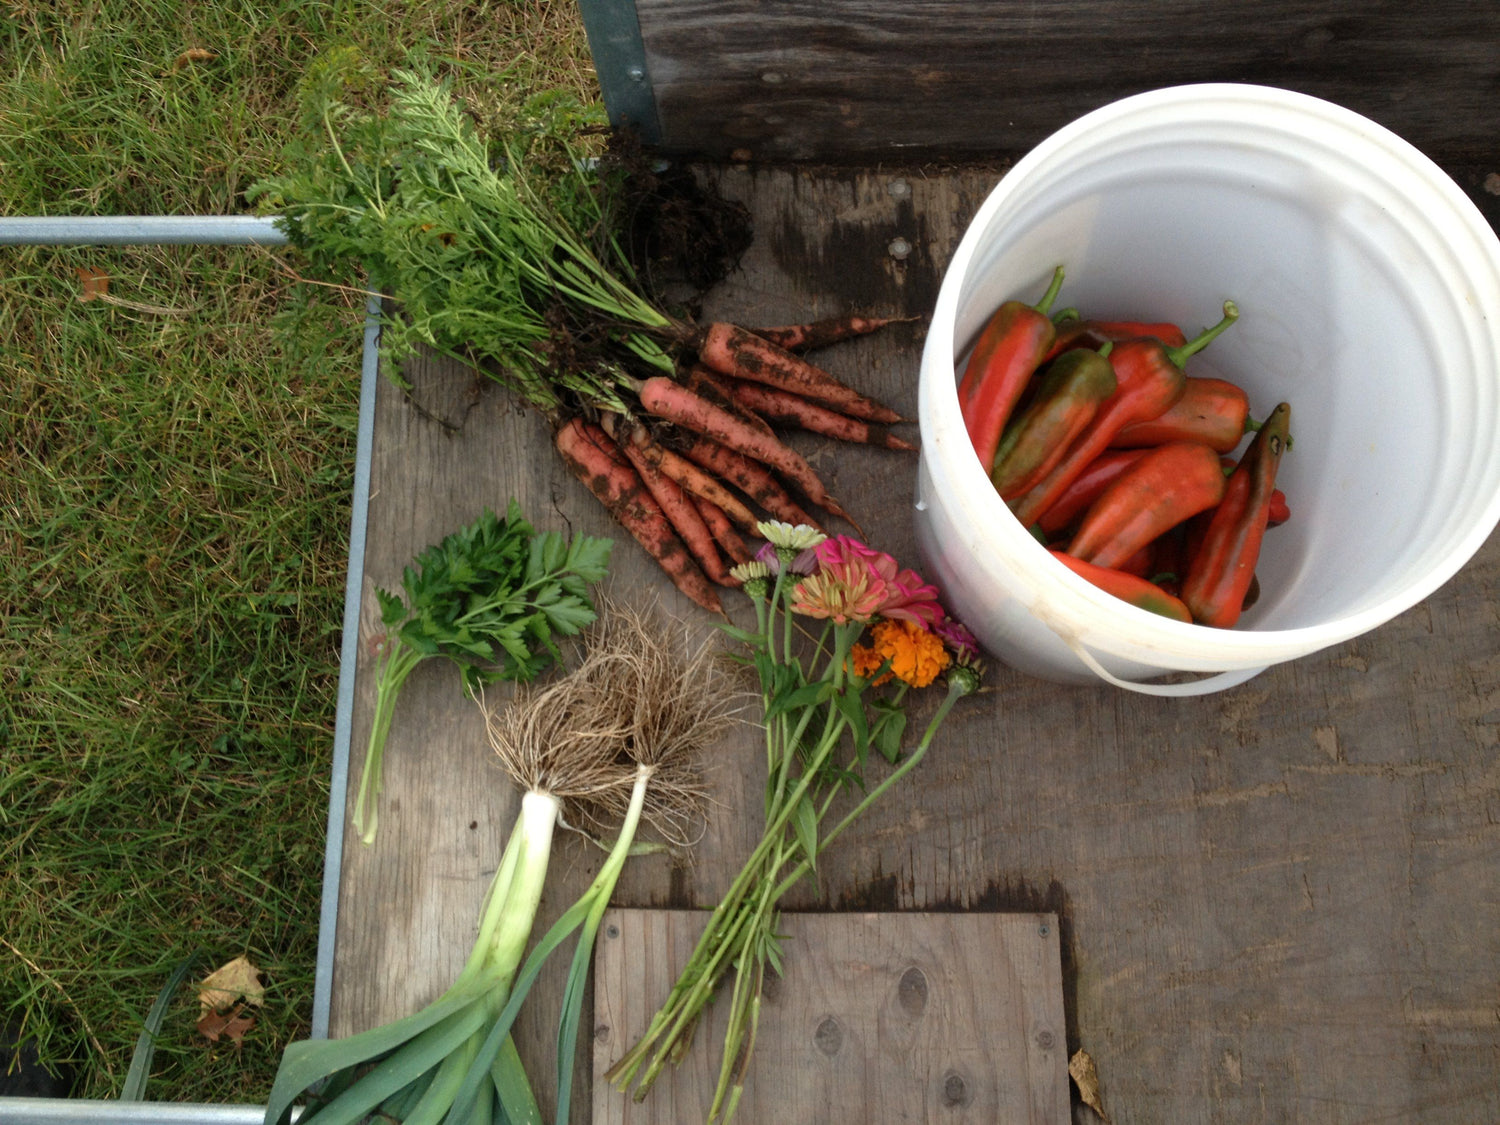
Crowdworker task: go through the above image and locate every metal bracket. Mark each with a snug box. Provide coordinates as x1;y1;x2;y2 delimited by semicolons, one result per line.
578;0;662;144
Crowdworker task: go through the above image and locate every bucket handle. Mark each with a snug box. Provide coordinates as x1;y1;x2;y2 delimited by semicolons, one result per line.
1063;635;1267;697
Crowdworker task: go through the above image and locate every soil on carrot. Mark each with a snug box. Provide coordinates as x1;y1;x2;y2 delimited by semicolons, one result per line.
606;130;754;303
524;129;754;409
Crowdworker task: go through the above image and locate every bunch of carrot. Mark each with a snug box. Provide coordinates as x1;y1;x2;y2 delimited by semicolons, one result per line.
959;267;1293;628
556;315;916;616
253;66;920;617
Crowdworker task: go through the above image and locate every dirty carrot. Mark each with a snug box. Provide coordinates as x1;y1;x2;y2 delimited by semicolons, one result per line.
681;434;828;531
692;496;753;565
608;419;762;535
956;265;1066;470
554;418;722;614
604;415;760;533
697;321;904;424
684;364;777;441
637;375;844;515
619;437;738;588
726;377;917;450
751;313;916;353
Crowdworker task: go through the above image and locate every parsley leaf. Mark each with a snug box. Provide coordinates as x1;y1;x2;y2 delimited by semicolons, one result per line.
352;503;613;843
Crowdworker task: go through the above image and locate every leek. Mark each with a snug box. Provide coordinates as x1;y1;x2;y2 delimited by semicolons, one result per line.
264;601;737;1125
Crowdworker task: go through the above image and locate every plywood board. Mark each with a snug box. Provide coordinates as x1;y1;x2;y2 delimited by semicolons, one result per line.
328;164;1500;1124
592;910;1068;1124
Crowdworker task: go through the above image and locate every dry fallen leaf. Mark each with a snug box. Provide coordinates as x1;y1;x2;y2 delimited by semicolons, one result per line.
75;265;110;302
1070;1048;1111;1123
197;1002;256;1046
198;954;265;1017
172;48;217;70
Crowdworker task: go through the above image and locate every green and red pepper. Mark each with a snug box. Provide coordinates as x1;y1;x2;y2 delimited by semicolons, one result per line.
1181;402;1292;628
1065;441;1228;570
964;277;1298;631
990;344;1116;499
957;266;1066;470
1011;301;1239;529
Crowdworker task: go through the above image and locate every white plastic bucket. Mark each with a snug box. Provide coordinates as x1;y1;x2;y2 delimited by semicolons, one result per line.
915;84;1500;695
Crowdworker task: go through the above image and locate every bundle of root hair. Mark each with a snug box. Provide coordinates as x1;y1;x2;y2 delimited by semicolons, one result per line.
461;594;746;1125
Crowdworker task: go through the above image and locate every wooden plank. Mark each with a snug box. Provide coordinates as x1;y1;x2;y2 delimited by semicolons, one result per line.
329;165;1500;1124
592;910;1069;1124
631;0;1500;172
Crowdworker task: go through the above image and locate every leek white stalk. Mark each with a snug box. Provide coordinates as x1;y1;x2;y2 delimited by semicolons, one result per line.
444;762;655;1124
263;788;569;1125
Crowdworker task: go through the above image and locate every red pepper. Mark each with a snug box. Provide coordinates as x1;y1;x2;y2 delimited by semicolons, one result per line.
956;266;1066;469
1090;319;1189;345
1109;376;1252;454
1011;301;1239;529
1181;402;1292;628
1149;525;1189;596
1117;543;1154;578
1049;550;1193;622
1267;489;1290;527
990;345;1116;498
1043;317;1187;363
1065;441;1228;570
1035;448;1150;538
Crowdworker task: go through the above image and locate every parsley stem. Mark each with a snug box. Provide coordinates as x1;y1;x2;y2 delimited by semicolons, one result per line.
352;637;426;844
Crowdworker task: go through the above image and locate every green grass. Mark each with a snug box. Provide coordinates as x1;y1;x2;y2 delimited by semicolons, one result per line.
0;0;594;1104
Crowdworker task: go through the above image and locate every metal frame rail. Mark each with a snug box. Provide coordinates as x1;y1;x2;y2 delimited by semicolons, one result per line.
0;214;370;1125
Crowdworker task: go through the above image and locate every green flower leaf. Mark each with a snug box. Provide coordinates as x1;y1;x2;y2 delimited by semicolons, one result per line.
764;680;832;721
832;688;870;762
872;703;908;765
792;794;819;871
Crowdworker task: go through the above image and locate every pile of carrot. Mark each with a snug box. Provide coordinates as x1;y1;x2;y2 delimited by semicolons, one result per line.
554;315;916;614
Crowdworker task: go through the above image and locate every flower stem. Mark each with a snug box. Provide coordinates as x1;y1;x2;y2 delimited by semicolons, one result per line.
772;677;969;901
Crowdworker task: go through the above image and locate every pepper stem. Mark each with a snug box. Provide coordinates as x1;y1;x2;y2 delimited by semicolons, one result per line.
1167;300;1238;366
1033;266;1066;316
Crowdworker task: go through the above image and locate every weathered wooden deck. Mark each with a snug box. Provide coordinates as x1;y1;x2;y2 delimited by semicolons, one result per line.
327;165;1500;1123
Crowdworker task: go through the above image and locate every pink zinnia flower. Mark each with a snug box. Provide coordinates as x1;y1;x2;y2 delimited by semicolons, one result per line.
790;570;887;624
755;540;818;577
792;536;890;623
876;568;944;628
814;536;943;628
932;614;981;662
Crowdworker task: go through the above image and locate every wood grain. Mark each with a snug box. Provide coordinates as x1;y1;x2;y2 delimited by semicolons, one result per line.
328;166;1500;1124
592;910;1068;1124
631;0;1500;174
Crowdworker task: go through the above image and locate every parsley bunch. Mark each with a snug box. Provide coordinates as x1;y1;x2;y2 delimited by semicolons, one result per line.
355;501;613;844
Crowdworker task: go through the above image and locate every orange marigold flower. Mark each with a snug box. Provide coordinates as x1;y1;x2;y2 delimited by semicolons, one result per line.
865;618;951;688
849;641;891;685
